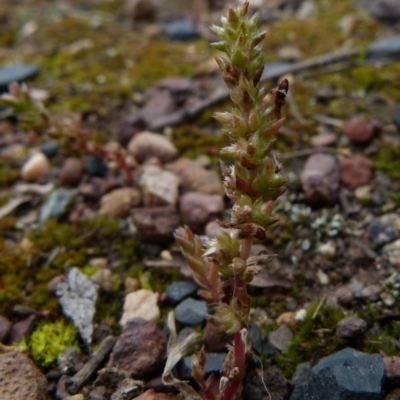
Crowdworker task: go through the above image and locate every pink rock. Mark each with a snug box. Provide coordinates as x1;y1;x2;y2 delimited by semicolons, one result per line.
300;153;340;207
339;155;373;190
179;192;224;234
342;116;381;144
336;317;368;339
59;157;83;187
310;132;337;147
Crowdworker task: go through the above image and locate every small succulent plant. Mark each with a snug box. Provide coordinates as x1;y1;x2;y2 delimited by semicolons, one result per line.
174;1;289;399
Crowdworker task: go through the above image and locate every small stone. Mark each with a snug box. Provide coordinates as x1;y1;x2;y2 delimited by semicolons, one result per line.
131;206;181;244
38;141;59;159
342;116;381;143
99;188;141;218
131;390;180;400
383;239;400;267
56;267;98;345
39;188;75;223
278;45;302;61
269;324;293;352
120;289;160;327
383;356;400;388
368;213;400;247
277;312;296;328
0;344;48;400
295;309;307;321
166;158;224;195
360;285;382;302
174;298;207;326
0;316;11;343
310;132;337;147
247;323;264;356
354;185;372;202
165;281;198;305
179;192;224;234
84;156;108;177
59;158;84;187
21;153;50;182
175;353;226;380
317;269;329;285
204;321;233;353
0;64;39;92
290;348;384;400
138;165;180;207
367;35;400;60
300;153;340;207
336;285;354;306
108;318;167;379
127;132;178;164
125;0;157;22
336;317;368;339
162;19;200;41
90;269;113;293
65;395;84;400
318;241;336;258
339;155;373;190
381;292;396;307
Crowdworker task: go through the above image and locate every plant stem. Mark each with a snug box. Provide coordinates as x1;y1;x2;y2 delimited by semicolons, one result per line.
240;237;253;261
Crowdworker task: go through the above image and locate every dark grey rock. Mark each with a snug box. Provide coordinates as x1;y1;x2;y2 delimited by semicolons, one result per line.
362;0;400;24
290;348;384;400
175;353;226;380
39;189;75;223
162;19;200;41
393;104;400;131
165;281;198;305
39;142;59;159
0;64;39;93
248;323;263;356
56;267;98;345
269;324;293;352
0;316;11;343
174;298;207;326
368;214;399;246
85;156;108;177
367;35;400;60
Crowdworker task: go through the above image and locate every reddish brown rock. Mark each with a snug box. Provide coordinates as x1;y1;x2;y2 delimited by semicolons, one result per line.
300;153;340;207
339;155;373;190
59;158;84;187
131;206;181;244
383;356;400;388
336;317;368;339
179;192;224;234
108;318;167;379
343;116;381;144
0;344;48;400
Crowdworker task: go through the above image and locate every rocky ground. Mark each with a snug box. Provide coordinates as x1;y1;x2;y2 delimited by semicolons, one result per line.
1;0;400;399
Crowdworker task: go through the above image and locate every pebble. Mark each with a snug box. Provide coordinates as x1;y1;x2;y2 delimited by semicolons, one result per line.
247;323;263;356
382;239;400;267
65;395;84;400
339;155;373;190
90;268;113;293
99;187;141;218
368;213;400;247
39;188;75;223
336;317;368;339
84;156;108;177
59;158;84;187
300;153;340;207
131;206;181;244
394;104;400;131
367;35;400;60
119;289;160;327
164;281;198;305
21;152;50;182
269;324;293;352
38;141;59;159
0;316;11;343
162;19;200;41
176;353;226;380
179;192;224;234
278;45;302;62
138;164;180;207
383;356;400;389
318;241;336;258
354;185;372;202
127;131;178;164
0;64;39;93
342;116;381;143
381;292;396;307
277;312;297;328
290;348;384;400
310;132;337;147
360;285;382;302
56;267;98;345
336;285;354;305
124;277;140;293
0;344;48;400
174;298;207;326
108;318;167;379
204;321;233;353
317;269;329;285
132;390;180;400
166;158;224;195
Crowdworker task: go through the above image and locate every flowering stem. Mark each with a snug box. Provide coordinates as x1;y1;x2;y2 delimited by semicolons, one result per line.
240;237;253;261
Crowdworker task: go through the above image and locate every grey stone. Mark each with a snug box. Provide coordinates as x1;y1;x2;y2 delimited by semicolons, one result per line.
162;19;200;41
367;35;400;60
38;141;59;159
84;156;108;177
56;267;98;345
175;353;226;380
174;298;207;326
290;348;384;400
269;324;293;352
165;281;198;305
0;64;39;93
39;189;75;223
367;213;400;246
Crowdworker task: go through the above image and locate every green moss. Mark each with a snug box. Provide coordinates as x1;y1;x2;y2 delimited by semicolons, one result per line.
373;145;400;179
28;319;80;368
